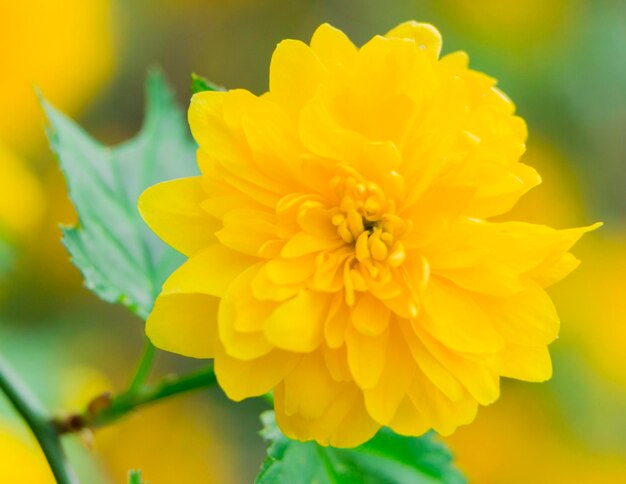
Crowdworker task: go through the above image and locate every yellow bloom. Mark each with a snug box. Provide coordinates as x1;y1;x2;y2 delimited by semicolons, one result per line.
0;422;54;483
139;22;598;447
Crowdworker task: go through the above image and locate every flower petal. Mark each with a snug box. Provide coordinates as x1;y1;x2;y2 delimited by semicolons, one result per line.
322;344;352;382
351;294;391;336
467;162;541;218
429;221;601;296
146;293;218;359
363;326;415;425
498;344;552;382
264;255;317;285
218;265;275;359
478;283;559;346
421;278;503;354
138;177;219;256
274;381;379;448
281;352;342;419
163;244;256;297
413;321;501;406
264;290;330;352
399;320;464;401
385;21;442;60
215;342;299;401
269;39;327;116
407;371;478;436
251;265;299;301
345;324;389;389
310;23;357;70
387;396;430;436
216;208;278;257
280;231;343;258
324;294;349;349
189;91;236;157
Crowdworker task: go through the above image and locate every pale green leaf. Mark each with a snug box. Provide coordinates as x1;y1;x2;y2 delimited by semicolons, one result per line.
43;70;198;319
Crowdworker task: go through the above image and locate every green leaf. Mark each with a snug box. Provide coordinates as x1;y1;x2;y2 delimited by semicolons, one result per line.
256;411;465;484
128;469;145;484
43;70;198;319
190;73;224;94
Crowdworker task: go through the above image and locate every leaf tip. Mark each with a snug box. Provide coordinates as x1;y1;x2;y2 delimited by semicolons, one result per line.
190;73;225;94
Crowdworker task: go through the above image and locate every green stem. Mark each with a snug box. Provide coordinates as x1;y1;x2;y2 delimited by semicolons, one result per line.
0;354;77;484
127;340;156;394
87;365;217;429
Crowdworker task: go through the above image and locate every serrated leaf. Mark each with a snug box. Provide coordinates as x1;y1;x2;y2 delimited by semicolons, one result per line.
43;70;198;319
256;411;465;484
190;73;224;94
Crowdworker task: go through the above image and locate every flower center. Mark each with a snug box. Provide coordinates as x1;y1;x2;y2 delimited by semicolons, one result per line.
331;177;410;268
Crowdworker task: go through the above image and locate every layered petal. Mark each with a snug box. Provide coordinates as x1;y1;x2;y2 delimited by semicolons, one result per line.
275;380;379;448
215;342;299;401
345;324;389;389
363;326;416;425
264;290;330;352
426;220;601;296
138;177;219;256
146;293;219;359
421;278;503;354
163;244;256;297
269;39;328;116
218;265;275;360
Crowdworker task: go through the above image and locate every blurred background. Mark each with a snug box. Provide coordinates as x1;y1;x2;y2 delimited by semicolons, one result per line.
0;0;624;482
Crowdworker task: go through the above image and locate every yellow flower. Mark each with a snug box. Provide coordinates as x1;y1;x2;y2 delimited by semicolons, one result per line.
0;422;54;483
139;22;598;447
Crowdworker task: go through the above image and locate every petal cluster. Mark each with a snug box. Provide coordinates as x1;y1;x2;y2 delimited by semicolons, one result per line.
139;21;599;447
